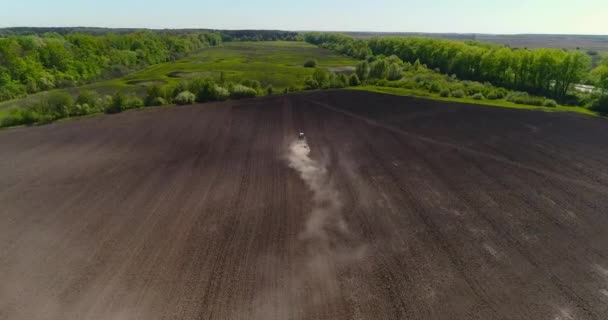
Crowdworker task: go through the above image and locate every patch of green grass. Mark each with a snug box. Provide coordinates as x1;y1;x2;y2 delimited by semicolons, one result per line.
120;41;355;89
351;86;597;117
0;41;356;114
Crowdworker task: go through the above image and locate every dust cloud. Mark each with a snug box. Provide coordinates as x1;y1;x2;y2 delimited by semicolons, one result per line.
249;138;367;319
287;139;349;244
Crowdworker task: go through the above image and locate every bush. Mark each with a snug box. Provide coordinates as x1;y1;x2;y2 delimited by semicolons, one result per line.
397;79;417;89
355;60;370;80
266;85;273;96
1;108;41;127
386;63;402;81
506;91;544;106
241;79;261;90
369;60;388;79
429;82;443;93
304;76;320;90
148;96;166;107
495;88;508;99
125;96;144;109
105;92;125;114
543;99;558;107
195;80;229;102
304;59;317;68
506;91;529;104
145;85;163;106
71;103;91;117
349;73;361;86
471;93;485;100
439;89;451;97
76;90;98;109
486;91;499;100
214;85;230;101
452;90;465;98
230;84;257;99
46;91;74;118
338;73;349;87
174;91;196;105
590;96;608;114
312;68;330;88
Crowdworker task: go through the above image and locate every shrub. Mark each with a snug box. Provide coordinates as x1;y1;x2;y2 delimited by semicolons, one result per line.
76;90;98;109
71;103;91;117
241;79;261;90
171;81;190;98
495;88;509;99
105;92;125;114
355;60;370;80
590;96;608;114
506;91;544;106
452;90;465;98
303;59;317;68
46;91;74;118
312;68;330;88
338;73;349;87
471;93;485;100
125;96;144;109
397;79;417;89
506;91;529;104
1;108;41;127
464;82;486;96
349;73;361;86
175;91;196;105
146;97;167;107
369;60;388;79
196;80;229;102
486;91;499;100
439;89;451;97
230;84;257;99
214;85;230;101
145;85;163;106
266;85;273;96
386;63;402;81
326;73;346;88
543;99;558;107
429;82;443;93
304;76;320;90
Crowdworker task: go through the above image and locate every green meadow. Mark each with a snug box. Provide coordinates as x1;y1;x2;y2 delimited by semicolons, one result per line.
352;86;596;116
0;41;356;111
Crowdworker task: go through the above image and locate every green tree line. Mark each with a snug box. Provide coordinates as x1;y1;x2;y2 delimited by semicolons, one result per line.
0;27;299;41
0;31;222;102
303;32;593;101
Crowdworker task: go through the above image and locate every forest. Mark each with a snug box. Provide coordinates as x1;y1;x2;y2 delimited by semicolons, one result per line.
303;32;608;106
0;29;302;103
2;29;608;129
0;31;225;102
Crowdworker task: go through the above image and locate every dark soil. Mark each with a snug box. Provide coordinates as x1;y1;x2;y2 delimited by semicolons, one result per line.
1;90;607;320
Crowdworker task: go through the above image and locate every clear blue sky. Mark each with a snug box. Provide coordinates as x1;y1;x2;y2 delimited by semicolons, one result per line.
2;0;607;35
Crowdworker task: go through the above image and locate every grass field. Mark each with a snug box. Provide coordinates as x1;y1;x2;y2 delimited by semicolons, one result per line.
0;41;357;111
0;41;601;125
352;86;597;116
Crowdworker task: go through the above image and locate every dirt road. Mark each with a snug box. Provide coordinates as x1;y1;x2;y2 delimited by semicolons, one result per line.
1;90;608;319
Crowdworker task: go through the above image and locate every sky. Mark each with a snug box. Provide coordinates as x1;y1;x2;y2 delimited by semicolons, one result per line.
1;0;607;35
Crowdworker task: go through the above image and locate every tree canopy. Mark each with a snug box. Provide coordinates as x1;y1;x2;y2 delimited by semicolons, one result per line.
0;31;222;101
304;33;592;100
